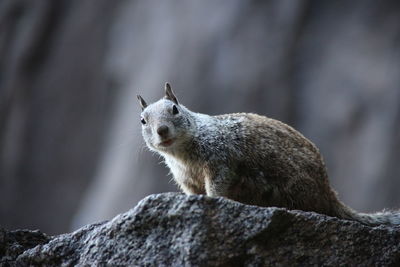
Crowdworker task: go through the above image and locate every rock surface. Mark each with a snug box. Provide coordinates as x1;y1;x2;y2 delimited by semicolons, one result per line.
2;193;400;266
0;228;50;266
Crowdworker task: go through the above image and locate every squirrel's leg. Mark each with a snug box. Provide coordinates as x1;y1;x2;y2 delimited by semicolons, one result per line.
179;180;206;195
179;184;197;195
174;172;206;195
204;169;232;197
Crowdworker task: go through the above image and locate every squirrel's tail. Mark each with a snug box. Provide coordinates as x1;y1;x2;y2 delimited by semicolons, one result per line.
336;201;400;226
350;210;400;226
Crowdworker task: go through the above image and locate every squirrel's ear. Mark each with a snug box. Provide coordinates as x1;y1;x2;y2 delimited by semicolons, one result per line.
137;95;147;111
164;82;179;105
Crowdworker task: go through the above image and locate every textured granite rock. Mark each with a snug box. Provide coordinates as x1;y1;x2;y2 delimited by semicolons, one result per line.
0;228;50;266
3;193;400;266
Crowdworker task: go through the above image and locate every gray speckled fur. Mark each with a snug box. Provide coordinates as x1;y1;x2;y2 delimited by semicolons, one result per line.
138;84;400;226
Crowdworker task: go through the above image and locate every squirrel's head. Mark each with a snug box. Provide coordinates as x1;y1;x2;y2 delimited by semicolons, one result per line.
137;83;194;153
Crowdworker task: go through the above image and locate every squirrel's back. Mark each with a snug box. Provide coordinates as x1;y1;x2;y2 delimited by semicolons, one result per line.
203;113;339;215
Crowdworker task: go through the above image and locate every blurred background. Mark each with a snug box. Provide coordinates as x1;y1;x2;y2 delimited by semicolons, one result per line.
1;0;400;235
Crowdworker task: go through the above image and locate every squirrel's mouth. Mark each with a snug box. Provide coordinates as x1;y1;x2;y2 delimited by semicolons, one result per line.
159;138;174;147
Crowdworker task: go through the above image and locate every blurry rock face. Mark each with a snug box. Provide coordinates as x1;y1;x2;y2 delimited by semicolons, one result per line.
5;193;400;266
0;0;120;233
1;0;400;233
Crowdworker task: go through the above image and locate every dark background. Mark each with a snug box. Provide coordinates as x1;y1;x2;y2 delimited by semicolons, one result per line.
1;0;400;234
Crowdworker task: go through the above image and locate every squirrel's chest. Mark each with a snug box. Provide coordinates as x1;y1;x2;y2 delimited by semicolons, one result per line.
164;157;207;185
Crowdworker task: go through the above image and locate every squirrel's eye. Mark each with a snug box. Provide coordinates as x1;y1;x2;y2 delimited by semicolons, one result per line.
141;117;146;125
172;105;179;115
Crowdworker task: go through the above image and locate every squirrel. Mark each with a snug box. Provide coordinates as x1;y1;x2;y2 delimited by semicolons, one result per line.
137;83;400;226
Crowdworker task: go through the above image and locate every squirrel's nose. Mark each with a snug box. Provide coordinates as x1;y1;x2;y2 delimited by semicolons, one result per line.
157;125;169;137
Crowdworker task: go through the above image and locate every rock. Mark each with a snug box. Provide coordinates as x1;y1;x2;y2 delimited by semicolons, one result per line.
0;227;50;266
2;193;400;266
